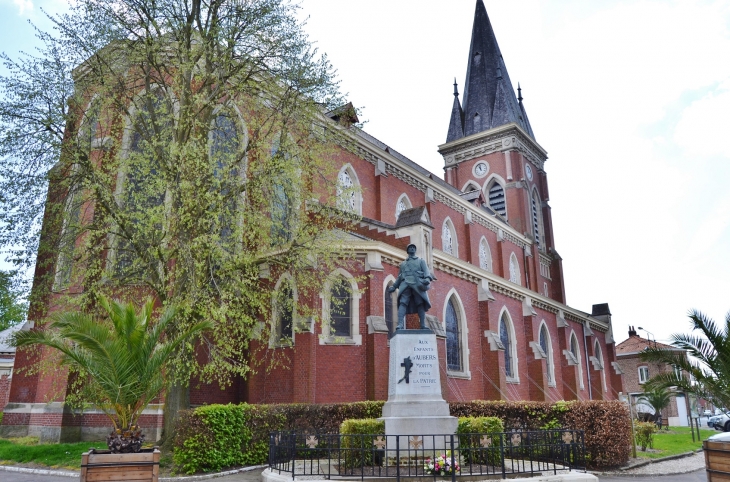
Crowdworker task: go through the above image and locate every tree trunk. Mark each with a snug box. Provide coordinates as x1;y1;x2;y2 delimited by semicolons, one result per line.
159;383;189;453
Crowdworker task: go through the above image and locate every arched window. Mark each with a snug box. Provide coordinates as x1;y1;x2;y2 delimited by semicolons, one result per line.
499;312;514;378
337;165;361;214
531;190;544;250
54;187;82;291
509;252;521;285
210;110;244;244
594;340;607;393
273;277;294;346
268;134;297;244
539;323;555;386
479;238;492;272
570;332;584;390
446;298;461;371
442;218;457;256
330;277;352;337
385;280;396;335
395;194;412;220
487;180;506;217
321;270;362;345
78;97;102;149
114;88;173;275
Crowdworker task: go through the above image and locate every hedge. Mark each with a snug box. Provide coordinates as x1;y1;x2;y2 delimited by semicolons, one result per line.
173;399;630;473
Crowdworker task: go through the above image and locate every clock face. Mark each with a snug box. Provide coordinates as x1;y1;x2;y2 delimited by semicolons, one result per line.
474;161;489;177
525;163;533;181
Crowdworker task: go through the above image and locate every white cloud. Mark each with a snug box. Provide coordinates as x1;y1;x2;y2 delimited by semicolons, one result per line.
13;0;32;15
674;83;730;158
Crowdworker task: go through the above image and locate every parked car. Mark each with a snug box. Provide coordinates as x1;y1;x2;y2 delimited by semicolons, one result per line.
709;414;721;428
704;409;713;417
714;412;730;432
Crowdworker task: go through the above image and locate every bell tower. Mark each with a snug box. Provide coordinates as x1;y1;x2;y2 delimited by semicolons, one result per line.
438;0;564;302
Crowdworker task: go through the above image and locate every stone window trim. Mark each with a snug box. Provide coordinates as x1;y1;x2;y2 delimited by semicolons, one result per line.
270;273;298;349
568;330;585;390
498;306;519;384
383;274;398;338
336;164;363;215
78;95;107;150
591;340;608;393
441;217;458;257
538;320;556;387
443;289;470;379
108;85;178;275
319;268;362;346
638;366;650;384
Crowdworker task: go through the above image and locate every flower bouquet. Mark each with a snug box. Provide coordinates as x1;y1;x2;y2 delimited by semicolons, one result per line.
424;452;460;476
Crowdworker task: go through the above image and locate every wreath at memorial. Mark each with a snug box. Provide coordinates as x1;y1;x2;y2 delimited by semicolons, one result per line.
424;452;460;476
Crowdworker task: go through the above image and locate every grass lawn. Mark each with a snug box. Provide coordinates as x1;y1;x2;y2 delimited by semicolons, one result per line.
636;426;716;459
0;437;107;470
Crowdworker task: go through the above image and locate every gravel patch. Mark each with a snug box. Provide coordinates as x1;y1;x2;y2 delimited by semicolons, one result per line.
597;451;705;476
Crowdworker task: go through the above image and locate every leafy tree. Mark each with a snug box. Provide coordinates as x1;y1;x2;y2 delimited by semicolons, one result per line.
642;310;730;411
637;387;671;426
12;296;211;452
0;0;359;444
0;270;27;331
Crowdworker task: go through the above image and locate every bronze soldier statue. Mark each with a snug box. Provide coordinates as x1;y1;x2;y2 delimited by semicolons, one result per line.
387;244;436;330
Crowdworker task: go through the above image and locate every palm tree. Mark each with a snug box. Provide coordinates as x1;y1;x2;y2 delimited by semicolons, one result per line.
641;309;730;411
12;296;211;452
637;388;672;427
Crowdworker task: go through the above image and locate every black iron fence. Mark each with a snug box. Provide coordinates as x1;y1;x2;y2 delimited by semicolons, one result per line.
269;429;585;480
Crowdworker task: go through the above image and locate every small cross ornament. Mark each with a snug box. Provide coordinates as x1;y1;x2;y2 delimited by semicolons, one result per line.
306;435;318;448
409;436;423;449
562;432;573;444
373;436;386;449
480;435;492;448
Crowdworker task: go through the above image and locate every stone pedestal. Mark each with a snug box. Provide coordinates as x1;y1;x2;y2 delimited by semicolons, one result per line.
381;329;457;451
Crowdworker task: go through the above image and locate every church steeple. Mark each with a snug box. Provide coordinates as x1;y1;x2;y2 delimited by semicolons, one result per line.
446;79;464;142
449;0;535;141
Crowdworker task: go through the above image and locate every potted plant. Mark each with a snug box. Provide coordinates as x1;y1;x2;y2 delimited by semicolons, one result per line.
12;296;211;481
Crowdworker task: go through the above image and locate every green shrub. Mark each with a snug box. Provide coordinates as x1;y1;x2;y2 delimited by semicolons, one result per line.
173;399;630;473
635;421;657;451
457;416;503;466
173;404;246;474
340;418;386;468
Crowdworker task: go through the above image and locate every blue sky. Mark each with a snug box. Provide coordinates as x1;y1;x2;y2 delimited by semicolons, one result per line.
2;0;729;345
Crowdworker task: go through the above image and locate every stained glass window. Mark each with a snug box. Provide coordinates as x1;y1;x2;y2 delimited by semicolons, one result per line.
331;278;351;337
277;284;293;341
446;299;461;371
540;325;553;384
337;169;356;212
442;222;453;255
500;314;512;377
479;239;491;272
509;254;520;285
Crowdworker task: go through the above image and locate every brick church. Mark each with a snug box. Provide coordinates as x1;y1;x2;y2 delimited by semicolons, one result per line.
1;0;624;442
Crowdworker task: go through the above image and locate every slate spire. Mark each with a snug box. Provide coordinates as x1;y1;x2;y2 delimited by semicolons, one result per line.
446;79;465;143
448;0;535;141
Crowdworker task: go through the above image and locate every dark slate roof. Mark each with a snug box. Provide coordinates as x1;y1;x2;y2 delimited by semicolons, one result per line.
446;80;465;142
395;206;434;228
450;0;536;142
591;303;611;316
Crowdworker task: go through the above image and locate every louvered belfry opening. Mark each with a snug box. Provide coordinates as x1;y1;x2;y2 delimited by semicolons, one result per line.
488;182;506;216
531;193;541;249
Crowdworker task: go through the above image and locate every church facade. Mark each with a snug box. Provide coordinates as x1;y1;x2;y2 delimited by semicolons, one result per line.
1;0;623;442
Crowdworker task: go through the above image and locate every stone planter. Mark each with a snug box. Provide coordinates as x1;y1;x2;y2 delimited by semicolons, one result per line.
704;440;730;482
80;447;160;482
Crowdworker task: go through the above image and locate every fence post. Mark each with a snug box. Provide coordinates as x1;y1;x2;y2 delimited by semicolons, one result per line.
396;436;400;482
500;433;506;479
450;435;456;482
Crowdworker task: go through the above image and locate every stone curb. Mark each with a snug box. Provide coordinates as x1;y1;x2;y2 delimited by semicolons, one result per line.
0;463;268;480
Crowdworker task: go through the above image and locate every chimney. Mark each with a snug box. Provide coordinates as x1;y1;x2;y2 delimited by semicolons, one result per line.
628;325;637;337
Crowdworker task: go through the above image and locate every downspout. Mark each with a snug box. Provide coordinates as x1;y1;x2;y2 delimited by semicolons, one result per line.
582;321;593;400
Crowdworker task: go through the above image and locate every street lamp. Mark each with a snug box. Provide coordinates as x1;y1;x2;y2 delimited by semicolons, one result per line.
637;327;657;348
